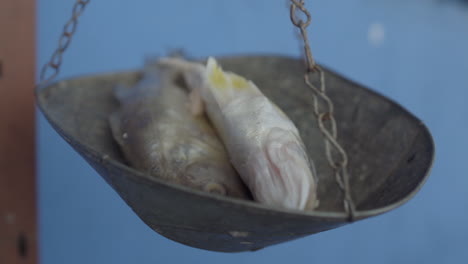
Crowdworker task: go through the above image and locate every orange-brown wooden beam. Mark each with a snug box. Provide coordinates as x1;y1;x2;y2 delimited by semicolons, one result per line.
0;0;37;263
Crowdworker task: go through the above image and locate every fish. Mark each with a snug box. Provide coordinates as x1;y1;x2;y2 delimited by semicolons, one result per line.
108;59;251;199
157;57;319;211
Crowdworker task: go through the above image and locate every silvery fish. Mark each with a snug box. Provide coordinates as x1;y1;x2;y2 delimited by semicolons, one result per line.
109;60;251;199
158;57;319;211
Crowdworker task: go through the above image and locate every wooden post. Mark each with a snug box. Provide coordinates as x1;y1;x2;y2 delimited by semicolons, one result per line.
0;0;37;263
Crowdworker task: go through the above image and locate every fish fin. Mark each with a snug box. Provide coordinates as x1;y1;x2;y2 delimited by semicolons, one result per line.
206;57;229;90
205;57;261;105
206;57;250;91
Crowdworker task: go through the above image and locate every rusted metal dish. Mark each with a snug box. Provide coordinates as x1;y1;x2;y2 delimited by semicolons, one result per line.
36;55;434;252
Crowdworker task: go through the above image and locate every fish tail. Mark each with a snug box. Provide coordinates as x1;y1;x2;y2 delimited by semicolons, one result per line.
112;84;133;103
143;56;164;78
157;57;205;92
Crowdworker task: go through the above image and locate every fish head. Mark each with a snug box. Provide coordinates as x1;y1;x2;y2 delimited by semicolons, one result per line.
250;127;317;210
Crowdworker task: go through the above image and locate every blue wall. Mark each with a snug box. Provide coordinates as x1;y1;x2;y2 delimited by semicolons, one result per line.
38;0;468;263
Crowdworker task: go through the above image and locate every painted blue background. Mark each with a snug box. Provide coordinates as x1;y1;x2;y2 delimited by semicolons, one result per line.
37;0;467;263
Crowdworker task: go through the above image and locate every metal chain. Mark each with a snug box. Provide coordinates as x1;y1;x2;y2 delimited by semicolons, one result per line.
289;0;356;221
38;0;90;87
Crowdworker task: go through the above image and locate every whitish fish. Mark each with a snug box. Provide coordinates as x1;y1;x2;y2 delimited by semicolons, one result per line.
109;60;250;199
158;57;319;211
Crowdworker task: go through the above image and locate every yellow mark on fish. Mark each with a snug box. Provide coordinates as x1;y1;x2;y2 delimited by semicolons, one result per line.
209;62;228;89
231;74;249;90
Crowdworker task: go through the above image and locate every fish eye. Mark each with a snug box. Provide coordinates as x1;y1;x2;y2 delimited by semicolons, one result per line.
204;182;227;195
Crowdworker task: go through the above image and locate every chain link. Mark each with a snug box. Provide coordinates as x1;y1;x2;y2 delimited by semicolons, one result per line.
289;0;356;221
38;0;90;87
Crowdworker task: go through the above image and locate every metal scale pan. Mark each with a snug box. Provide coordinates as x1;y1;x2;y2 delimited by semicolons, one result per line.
36;55;434;252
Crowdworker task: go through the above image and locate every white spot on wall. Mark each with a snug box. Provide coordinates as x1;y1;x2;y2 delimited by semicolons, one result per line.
368;22;385;47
